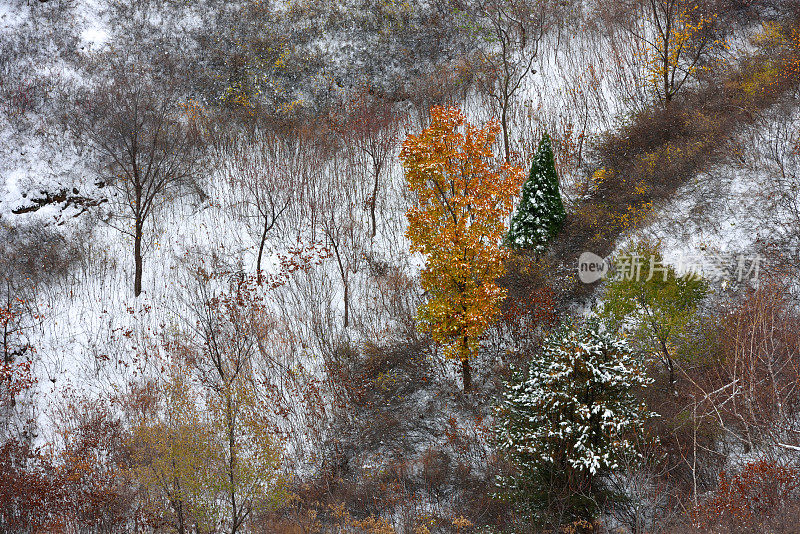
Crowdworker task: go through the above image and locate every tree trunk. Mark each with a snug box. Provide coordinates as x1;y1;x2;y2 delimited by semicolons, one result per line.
172;455;186;534
3;318;13;408
343;278;349;328
664;62;671;104
176;497;185;534
3;322;9;365
256;216;270;286
501;102;510;163
461;357;471;391
658;335;676;394
461;336;472;391
330;238;349;328
663;12;672;104
228;396;239;534
667;353;676;394
134;219;143;297
370;169;379;238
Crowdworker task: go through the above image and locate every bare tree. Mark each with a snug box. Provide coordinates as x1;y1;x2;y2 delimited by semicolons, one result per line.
331;90;403;238
736;106;800;284
75;62;200;297
309;149;366;330
693;281;800;453
220;126;312;284
470;0;554;161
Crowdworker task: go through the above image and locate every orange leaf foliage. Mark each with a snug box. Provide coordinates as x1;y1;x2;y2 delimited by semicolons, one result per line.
400;106;524;361
694;459;800;530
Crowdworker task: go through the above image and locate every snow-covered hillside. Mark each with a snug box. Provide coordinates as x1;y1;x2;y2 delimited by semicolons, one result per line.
3;0;800;532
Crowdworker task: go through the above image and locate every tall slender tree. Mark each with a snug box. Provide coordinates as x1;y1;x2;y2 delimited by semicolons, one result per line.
182;270;286;534
332;89;403;239
76;62;200;297
470;0;555;161
401;106;524;390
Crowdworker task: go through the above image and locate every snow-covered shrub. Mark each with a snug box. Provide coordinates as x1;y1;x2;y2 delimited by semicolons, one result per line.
494;319;653;526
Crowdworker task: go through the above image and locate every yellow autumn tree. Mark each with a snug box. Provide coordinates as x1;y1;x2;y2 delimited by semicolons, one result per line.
128;299;287;534
183;272;287;534
400;106;524;390
633;0;725;103
128;359;220;534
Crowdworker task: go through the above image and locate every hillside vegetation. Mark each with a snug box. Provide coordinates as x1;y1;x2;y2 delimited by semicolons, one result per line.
2;0;800;532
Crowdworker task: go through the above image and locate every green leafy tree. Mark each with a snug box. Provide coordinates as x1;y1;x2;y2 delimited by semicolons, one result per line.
505;133;566;252
601;243;708;394
495;320;652;526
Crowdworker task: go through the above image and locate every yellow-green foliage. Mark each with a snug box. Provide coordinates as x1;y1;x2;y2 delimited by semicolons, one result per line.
601;242;708;372
737;20;800;96
739;60;782;96
207;377;287;513
128;363;221;532
128;356;286;532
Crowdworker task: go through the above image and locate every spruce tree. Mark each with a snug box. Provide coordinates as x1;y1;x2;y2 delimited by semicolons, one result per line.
505;133;566;253
494;320;653;525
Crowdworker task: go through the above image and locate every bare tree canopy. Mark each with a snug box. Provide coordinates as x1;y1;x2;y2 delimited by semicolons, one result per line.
73;60;201;297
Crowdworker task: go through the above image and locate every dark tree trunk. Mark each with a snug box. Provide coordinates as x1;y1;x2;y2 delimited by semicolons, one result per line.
330;238;349;328
663;14;673;104
656;328;676;394
461;357;472;391
3;322;9;365
664;63;671;104
134;219;143;297
228;396;239;534
343;279;349;328
501;102;510;163
461;336;472;391
3;319;13;408
176;503;185;534
256;217;270;285
370;168;379;238
666;351;676;394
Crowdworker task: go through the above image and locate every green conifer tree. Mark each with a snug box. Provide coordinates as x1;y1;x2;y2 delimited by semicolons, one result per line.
505;133;566;252
494;320;653;526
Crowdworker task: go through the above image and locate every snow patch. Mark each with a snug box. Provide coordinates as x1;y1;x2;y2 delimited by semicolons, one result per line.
80;27;109;51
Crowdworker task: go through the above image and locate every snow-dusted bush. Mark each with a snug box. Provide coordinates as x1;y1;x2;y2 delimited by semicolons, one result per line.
494;319;653;525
